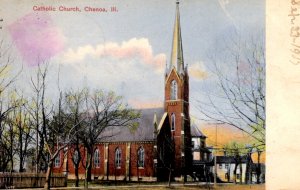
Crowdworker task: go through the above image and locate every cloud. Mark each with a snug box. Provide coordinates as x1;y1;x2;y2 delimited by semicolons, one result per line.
189;62;208;80
49;38;166;107
63;38;166;73
8;13;65;66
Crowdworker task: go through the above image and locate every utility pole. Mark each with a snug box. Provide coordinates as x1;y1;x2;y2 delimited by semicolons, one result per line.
214;153;217;186
214;125;217;187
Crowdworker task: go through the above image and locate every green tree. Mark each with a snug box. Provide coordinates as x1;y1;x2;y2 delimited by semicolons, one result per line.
223;141;246;184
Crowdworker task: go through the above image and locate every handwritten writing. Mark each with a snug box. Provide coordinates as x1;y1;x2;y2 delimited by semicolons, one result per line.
289;0;300;65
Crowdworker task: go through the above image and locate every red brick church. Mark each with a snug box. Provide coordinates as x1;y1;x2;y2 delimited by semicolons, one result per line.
53;2;202;181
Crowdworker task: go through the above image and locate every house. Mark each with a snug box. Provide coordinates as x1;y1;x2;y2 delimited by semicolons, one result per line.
191;124;211;181
52;1;205;182
191;124;211;162
213;156;249;183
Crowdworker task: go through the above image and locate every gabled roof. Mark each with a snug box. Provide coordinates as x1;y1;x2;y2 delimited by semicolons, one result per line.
191;124;206;138
98;107;164;142
157;112;168;134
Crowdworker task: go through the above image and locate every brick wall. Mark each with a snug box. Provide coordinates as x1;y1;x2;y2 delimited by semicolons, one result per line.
164;68;192;178
55;142;155;181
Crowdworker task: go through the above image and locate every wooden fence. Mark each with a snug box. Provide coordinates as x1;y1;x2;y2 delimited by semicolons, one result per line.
0;173;67;189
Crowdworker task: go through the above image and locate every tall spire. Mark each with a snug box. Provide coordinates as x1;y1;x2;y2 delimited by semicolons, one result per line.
170;1;184;74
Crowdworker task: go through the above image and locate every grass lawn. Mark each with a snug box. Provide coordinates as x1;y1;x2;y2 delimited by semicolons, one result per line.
95;184;265;190
61;181;265;190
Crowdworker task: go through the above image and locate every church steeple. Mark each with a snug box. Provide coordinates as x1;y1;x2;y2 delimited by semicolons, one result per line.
161;0;192;179
169;1;184;75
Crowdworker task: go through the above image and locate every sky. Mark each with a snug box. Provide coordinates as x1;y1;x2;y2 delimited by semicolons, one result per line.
0;0;265;125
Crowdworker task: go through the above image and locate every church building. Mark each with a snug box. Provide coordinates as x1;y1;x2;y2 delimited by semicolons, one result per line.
53;2;206;182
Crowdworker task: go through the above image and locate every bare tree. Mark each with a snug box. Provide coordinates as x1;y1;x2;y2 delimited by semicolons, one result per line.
26;63;84;189
43;91;83;190
26;62;52;173
3;112;17;173
8;93;32;172
80;90;140;190
64;89;87;187
0;40;21;172
197;34;265;146
0;92;27;173
0;143;10;172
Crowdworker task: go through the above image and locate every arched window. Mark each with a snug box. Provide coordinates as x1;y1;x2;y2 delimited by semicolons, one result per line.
94;149;100;168
115;148;121;168
170;80;177;100
54;153;60;168
137;147;145;168
171;113;175;131
73;150;79;167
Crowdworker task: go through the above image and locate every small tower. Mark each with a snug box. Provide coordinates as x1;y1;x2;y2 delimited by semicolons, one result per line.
164;1;192;180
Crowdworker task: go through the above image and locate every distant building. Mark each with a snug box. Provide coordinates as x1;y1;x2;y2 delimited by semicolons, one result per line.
190;124;211;181
213;156;248;183
191;124;211;162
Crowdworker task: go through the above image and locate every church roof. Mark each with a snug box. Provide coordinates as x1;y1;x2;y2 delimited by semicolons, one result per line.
99;107;164;142
157;112;168;134
191;124;207;138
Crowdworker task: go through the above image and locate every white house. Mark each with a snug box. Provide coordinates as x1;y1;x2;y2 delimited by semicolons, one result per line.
213;156;248;183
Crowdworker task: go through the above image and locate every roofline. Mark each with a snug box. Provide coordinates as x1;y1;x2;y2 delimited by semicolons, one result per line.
191;135;207;138
157;112;168;134
96;140;156;144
